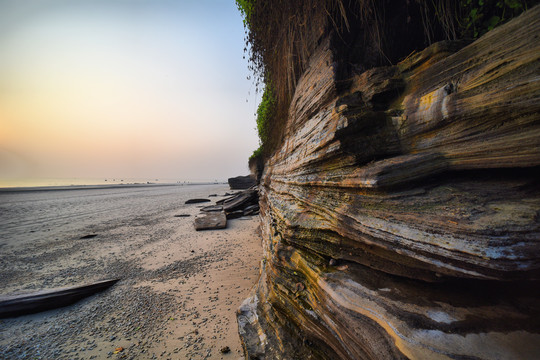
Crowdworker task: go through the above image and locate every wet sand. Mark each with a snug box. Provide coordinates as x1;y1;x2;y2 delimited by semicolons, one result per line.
0;184;261;359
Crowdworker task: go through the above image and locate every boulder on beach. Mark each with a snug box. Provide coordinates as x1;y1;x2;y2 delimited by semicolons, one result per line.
185;198;211;204
227;175;256;190
194;211;227;231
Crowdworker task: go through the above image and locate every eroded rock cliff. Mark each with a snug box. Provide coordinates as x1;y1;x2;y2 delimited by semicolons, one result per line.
238;5;540;360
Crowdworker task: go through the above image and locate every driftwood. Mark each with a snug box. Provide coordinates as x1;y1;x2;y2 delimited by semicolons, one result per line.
0;279;119;318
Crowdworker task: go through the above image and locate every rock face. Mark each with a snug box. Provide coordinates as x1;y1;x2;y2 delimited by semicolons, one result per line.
239;7;540;360
228;175;256;190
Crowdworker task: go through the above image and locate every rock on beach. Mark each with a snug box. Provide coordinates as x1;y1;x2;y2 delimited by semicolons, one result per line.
194;211;227;231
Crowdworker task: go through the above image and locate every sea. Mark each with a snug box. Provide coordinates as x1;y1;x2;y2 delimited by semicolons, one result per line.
0;177;220;188
0;182;229;251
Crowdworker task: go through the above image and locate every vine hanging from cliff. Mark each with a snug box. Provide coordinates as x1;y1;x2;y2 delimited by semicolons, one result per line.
236;0;537;158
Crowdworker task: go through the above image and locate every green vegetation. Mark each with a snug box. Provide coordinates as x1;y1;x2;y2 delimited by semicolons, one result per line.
237;0;277;159
249;146;263;161
235;0;254;27
248;83;275;160
459;0;535;38
255;85;275;147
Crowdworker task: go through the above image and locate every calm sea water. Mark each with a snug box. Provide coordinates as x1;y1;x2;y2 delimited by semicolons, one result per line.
0;183;229;250
0;178;221;188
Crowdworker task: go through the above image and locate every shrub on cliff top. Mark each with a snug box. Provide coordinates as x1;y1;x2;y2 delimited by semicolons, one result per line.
255;84;275;147
247;82;275;160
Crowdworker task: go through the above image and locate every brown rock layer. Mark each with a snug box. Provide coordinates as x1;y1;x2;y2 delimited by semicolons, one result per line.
239;6;540;360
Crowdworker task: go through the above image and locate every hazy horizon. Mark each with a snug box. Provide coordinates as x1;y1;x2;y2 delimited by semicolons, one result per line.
0;0;260;185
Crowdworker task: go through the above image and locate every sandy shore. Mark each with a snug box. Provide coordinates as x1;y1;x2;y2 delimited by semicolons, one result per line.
0;185;261;359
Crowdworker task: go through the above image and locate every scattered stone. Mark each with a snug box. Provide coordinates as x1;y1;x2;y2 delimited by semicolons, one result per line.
194;212;227;231
208;194;218;197
226;210;244;220
228;175;256;190
216;196;235;205
220;346;231;354
79;234;97;239
185;199;211;204
243;206;260;216
243;205;259;213
174;214;191;218
200;205;223;212
223;190;258;213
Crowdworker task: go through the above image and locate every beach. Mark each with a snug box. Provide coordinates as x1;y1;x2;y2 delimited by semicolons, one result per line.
0;184;261;359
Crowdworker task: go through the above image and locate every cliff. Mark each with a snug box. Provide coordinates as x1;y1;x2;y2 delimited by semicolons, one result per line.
238;5;540;360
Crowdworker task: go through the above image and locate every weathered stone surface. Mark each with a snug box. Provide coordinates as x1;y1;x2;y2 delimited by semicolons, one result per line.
194;211;226;231
239;6;540;360
227;175;256;190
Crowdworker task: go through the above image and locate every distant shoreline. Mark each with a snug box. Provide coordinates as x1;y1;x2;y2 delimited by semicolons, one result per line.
0;182;225;193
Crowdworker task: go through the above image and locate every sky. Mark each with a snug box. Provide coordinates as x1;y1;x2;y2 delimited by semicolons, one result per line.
0;0;260;184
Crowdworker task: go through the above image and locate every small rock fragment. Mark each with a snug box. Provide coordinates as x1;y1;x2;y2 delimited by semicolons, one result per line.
185;198;211;204
329;259;337;266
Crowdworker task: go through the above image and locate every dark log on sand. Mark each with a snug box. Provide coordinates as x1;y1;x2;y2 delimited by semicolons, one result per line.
0;279;119;318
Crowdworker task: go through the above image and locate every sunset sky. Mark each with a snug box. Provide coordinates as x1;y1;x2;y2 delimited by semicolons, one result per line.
0;0;259;185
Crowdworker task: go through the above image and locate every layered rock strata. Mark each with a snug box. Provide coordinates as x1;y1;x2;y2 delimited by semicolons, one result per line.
239;6;540;360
